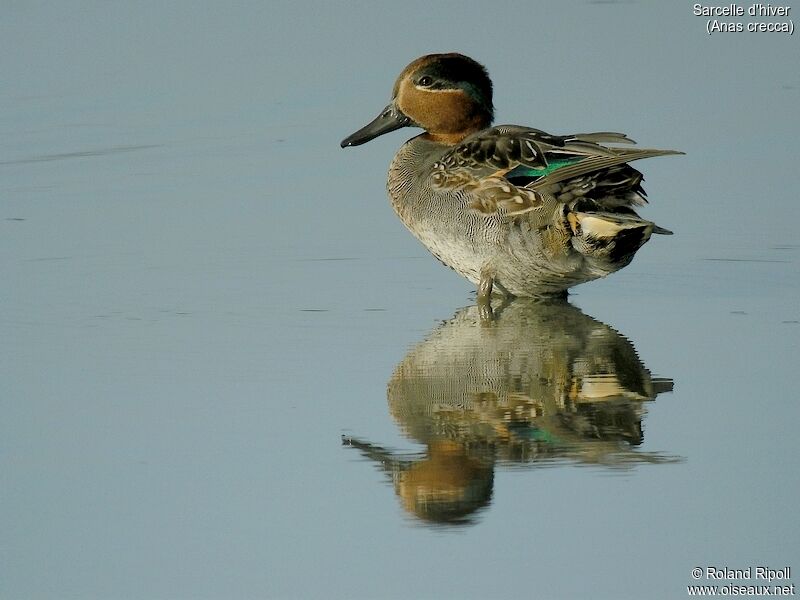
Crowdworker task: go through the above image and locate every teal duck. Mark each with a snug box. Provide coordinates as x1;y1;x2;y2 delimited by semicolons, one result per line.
341;53;680;301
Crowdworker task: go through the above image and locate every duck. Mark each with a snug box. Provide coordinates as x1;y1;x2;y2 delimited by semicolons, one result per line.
341;53;680;304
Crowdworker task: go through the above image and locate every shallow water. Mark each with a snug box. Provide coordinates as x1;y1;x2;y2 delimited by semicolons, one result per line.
3;2;799;599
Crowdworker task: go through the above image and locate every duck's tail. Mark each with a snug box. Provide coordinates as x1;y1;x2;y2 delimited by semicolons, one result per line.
567;210;671;275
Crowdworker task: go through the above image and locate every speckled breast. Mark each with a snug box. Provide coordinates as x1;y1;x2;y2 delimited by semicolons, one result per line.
387;136;503;285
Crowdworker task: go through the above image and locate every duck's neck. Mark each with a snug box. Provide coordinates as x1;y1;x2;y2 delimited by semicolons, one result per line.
424;131;472;145
423;115;491;146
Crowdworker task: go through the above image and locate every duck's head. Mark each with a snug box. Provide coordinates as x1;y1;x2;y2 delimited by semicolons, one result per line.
341;53;494;148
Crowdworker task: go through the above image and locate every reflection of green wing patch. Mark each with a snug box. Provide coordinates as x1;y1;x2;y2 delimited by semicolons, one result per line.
507;423;560;444
506;158;582;181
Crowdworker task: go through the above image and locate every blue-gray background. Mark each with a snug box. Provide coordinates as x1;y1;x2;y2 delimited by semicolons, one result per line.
2;2;798;599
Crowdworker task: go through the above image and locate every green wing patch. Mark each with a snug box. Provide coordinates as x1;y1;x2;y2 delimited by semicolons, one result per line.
505;158;582;181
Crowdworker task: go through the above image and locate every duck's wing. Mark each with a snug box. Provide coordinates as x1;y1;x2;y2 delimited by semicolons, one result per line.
432;126;681;216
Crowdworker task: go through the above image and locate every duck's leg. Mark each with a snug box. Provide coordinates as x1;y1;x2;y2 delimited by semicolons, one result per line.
478;269;494;320
478;272;494;302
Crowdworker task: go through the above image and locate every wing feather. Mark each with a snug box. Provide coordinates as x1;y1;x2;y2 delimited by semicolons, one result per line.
430;125;681;217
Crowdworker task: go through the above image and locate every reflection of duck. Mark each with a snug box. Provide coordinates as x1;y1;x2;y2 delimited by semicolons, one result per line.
341;53;679;303
343;300;678;526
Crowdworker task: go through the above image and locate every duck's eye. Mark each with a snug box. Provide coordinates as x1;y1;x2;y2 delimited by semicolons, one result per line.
417;76;434;87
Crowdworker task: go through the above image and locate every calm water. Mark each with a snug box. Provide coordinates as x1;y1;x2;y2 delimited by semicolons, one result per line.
2;2;798;599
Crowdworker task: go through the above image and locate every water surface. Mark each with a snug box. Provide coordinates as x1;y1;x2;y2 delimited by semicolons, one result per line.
2;2;798;599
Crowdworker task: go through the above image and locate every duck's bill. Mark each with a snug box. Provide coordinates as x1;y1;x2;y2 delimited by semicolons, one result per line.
340;104;412;147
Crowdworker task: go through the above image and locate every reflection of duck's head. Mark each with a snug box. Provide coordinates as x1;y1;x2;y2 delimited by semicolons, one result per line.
343;437;492;526
396;440;493;525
